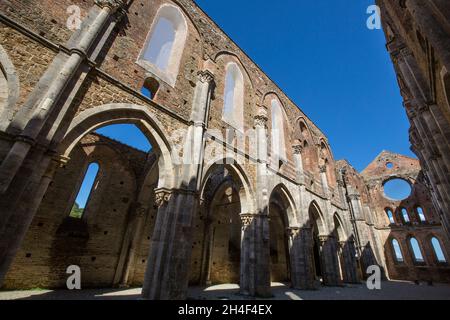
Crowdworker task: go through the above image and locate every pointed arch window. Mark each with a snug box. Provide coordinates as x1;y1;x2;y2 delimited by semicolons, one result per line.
140;5;187;86
416;206;426;223
401;208;410;224
386;208;395;224
409;237;425;263
431;237;447;263
222;62;244;131
70;163;100;219
271;99;287;161
391;239;404;263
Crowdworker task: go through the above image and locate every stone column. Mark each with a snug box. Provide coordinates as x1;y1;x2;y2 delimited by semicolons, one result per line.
292;145;305;184
288;226;315;289
339;240;359;284
239;107;271;297
396;48;450;172
142;69;214;300
319;165;329;198
142;188;198;300
319;235;341;286
239;213;271;298
406;0;450;71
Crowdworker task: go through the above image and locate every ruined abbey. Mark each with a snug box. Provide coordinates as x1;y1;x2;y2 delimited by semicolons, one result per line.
0;0;449;300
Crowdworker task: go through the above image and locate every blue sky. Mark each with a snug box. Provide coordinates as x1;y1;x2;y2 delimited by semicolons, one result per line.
194;0;415;171
75;1;417;208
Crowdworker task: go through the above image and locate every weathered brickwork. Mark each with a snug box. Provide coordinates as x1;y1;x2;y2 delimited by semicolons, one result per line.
0;0;449;299
377;0;450;242
361;152;450;282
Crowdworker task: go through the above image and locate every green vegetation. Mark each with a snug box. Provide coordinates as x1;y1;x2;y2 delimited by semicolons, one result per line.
70;202;84;219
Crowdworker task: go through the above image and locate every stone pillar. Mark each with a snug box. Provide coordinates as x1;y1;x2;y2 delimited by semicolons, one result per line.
292;145;304;184
288;226;315;289
239;213;271;298
319;165;329;198
142;68;214;300
142;188;198;300
239;107;271;297
406;0;450;71
396;48;450;173
339;240;359;284
319;235;341;286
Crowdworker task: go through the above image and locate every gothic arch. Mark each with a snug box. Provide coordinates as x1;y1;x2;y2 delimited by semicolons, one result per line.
222;62;245;131
213;51;254;89
201;157;255;214
137;3;189;86
265;94;290;162
58;103;176;190
333;213;348;242
269;183;298;227
296;117;317;174
308;200;327;235
318;138;337;188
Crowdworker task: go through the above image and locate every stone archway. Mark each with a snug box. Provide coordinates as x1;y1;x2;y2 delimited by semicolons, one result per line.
2;104;177;290
308;201;341;286
58;104;176;191
193;159;255;288
309;203;325;281
268;184;297;284
333;213;359;284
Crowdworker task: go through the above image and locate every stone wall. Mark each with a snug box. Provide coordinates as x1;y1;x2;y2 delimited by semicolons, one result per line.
2;133;155;289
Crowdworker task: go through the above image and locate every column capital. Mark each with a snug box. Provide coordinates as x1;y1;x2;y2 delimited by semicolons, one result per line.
292;144;304;155
197;70;215;84
318;235;334;244
319;165;327;173
287;227;300;238
154;188;172;208
254;114;268;128
94;0;125;12
240;213;255;229
348;193;361;201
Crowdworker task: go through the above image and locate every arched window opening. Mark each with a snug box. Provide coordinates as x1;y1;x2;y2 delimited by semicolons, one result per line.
391;239;404;263
141;77;160;99
271;98;287;161
401;208;410;224
409;238;425;263
222;63;244;131
70;163;100;219
140;5;187;86
431;237;447;263
416;206;426;223
386;208;395;224
144;16;175;71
